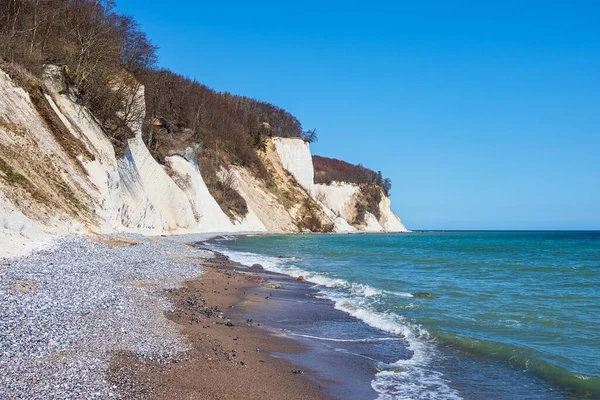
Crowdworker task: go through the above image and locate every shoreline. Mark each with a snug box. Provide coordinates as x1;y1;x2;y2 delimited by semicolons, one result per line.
1;232;381;399
3;232;594;399
107;240;386;399
108;249;337;399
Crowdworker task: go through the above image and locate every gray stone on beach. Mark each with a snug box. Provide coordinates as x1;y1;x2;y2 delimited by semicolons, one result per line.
0;233;215;399
249;263;264;271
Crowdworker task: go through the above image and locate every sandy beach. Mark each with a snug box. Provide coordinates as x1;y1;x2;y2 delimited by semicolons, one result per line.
0;234;379;399
108;251;335;399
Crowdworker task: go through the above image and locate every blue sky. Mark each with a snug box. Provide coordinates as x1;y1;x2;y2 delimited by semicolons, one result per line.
116;0;599;230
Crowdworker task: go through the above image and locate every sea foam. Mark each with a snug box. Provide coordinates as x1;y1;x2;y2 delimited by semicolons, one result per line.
208;239;462;400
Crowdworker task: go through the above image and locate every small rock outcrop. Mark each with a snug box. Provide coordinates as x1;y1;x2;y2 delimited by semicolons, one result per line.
249;263;264;271
412;293;437;299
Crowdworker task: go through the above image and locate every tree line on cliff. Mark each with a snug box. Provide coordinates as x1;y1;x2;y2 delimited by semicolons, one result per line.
0;0;392;216
0;0;312;165
313;155;392;196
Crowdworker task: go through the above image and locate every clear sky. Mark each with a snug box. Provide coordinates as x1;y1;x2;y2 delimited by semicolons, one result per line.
115;0;599;230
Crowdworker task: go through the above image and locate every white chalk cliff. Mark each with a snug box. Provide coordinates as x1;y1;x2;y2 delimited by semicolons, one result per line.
272;137;315;196
0;67;407;258
273;142;409;233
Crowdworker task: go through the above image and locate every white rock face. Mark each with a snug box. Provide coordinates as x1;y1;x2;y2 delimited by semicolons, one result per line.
115;148;163;230
126;135;196;231
0;67;269;258
272;137;315;196
165;155;266;233
228;166;296;232
0;69;90;254
0;193;53;258
379;196;409;232
315;183;360;225
314;198;357;232
45;79;161;232
314;182;409;232
0;66;409;258
166;154;232;231
363;212;384;232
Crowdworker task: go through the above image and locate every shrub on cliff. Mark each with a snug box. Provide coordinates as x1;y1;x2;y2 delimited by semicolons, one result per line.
197;150;248;220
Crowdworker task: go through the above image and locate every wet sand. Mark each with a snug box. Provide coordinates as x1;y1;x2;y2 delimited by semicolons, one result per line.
108;243;396;399
107;251;335;399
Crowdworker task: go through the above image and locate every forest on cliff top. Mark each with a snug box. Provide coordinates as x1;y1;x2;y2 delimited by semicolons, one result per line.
0;0;391;195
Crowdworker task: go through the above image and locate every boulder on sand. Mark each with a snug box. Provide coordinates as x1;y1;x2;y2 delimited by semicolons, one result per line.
249;263;264;271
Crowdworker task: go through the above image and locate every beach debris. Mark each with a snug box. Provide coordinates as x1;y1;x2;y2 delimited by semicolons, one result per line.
339;303;358;311
291;369;305;374
8;279;37;293
249;263;264;271
185;295;221;319
88;235;142;247
264;283;282;289
248;276;265;283
296;276;306;282
412;292;437;299
372;362;406;374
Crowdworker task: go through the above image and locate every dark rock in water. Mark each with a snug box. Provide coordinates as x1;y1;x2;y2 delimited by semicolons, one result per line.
278;255;285;258
296;276;306;282
412;292;437;299
248;276;265;283
249;263;264;271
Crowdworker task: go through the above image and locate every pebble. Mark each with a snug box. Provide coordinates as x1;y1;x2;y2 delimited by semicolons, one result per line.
0;233;215;399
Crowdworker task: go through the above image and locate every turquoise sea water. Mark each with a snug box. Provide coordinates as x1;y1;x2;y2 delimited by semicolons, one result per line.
210;231;600;399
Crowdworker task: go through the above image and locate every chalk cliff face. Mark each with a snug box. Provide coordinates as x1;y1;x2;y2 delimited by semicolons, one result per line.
271;137;315;196
273;142;409;233
379;195;408;232
0;67;408;257
313;182;408;233
315;183;360;224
